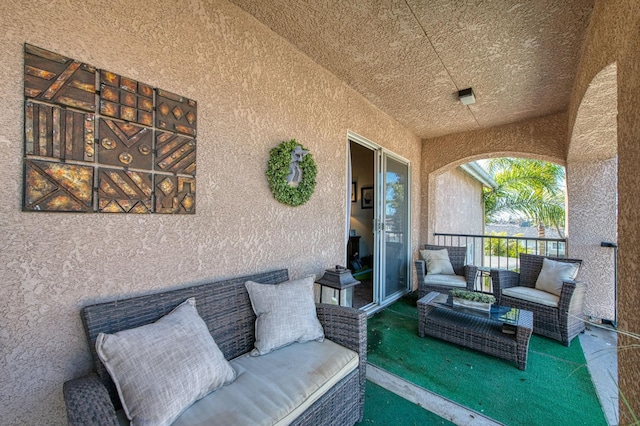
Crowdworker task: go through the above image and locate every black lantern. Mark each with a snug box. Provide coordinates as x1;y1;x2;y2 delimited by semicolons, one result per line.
315;265;361;307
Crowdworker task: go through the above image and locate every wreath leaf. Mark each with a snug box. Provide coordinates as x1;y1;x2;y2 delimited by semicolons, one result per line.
266;139;317;206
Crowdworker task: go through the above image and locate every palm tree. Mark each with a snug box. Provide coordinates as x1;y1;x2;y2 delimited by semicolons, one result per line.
483;158;566;254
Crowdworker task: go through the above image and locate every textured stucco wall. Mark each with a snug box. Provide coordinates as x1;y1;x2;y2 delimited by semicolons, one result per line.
421;113;567;244
567;0;640;417
0;1;421;424
432;167;484;264
567;60;617;322
615;1;640;418
567;158;617;320
433;167;484;236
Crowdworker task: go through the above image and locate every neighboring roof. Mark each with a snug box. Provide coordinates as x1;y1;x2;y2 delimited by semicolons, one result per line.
486;224;564;240
459;162;498;189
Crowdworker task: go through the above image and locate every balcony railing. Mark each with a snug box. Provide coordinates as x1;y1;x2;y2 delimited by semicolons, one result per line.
434;232;568;271
434;232;568;293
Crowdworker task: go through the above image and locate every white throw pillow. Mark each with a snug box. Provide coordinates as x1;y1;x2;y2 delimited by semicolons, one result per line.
96;298;236;426
420;249;455;275
534;258;580;296
245;275;324;356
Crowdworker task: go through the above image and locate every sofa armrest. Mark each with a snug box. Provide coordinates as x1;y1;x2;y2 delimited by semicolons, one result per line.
63;374;118;426
559;278;576;300
316;303;367;420
558;280;587;345
316;303;367;383
489;269;520;303
464;265;478;291
558;280;585;314
415;260;426;282
316;303;366;362
415;259;427;296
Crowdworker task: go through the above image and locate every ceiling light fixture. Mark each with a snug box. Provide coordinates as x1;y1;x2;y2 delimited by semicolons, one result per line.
458;87;476;105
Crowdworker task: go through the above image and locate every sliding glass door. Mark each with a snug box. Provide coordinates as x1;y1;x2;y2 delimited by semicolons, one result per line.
379;153;410;302
348;132;410;311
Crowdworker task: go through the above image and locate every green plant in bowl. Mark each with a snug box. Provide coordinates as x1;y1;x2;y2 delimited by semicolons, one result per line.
449;289;496;304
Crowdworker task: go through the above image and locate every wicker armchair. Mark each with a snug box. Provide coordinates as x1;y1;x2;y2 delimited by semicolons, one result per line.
415;244;477;298
490;253;585;346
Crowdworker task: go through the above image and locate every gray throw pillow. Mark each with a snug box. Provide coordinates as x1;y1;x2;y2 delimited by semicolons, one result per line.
420;248;455;275
534;258;580;296
245;275;324;356
96;297;236;426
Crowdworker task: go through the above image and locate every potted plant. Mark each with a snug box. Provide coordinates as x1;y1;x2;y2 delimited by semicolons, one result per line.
449;289;496;312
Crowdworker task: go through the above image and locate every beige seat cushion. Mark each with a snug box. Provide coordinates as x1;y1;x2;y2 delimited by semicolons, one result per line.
169;339;359;426
502;286;559;307
424;274;467;288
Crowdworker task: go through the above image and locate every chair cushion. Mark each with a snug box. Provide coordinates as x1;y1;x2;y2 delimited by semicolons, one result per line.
534;258;580;296
245;275;324;356
424;273;467;288
170;339;359;426
502;286;559;307
96;297;237;426
420;249;455;275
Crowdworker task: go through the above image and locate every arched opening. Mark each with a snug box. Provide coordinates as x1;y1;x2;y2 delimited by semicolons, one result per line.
428;156;567;270
567;62;618;324
426;152;564;248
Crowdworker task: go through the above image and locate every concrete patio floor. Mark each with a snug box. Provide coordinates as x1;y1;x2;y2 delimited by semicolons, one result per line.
367;324;619;425
579;323;619;425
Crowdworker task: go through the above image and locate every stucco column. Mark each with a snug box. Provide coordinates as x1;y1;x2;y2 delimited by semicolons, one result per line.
566;158;617;321
617;0;640;415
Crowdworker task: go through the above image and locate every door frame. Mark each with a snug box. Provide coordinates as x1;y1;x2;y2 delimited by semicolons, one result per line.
347;131;411;314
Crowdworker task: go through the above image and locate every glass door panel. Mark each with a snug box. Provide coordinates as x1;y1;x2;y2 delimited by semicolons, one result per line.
381;155;410;301
347;133;410;312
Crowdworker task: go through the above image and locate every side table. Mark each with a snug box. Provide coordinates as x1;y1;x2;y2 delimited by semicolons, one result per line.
475;266;493;293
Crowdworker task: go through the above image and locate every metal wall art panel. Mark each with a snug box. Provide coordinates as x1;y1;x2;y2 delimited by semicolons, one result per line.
176;177;196;214
98;168;153;213
99;70;154;126
98;118;153;170
25;101;95;161
155;131;196;175
22;44;198;214
155;175;196;214
156;90;197;137
24;44;96;112
23;159;94;212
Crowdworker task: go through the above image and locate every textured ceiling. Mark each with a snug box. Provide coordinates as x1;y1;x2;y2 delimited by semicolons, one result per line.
228;0;594;139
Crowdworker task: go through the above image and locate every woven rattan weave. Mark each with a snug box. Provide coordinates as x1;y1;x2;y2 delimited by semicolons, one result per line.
415;244;477;298
418;292;533;370
63;269;367;425
490;253;585;346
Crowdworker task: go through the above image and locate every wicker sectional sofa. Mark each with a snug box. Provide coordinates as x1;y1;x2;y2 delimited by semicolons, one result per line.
63;269;367;425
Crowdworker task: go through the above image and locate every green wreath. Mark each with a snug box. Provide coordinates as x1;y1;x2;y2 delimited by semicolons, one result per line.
266;139;317;206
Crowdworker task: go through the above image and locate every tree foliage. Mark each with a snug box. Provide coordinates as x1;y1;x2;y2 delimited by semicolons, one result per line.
484;231;529;257
483;158;566;238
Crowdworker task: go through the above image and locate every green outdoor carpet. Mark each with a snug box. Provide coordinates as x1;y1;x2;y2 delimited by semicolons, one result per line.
367;294;607;426
358;381;454;426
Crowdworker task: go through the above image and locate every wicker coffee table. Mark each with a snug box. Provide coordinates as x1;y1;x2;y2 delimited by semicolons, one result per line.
417;292;533;370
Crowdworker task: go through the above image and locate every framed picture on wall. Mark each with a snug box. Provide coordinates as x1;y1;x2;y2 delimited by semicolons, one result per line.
352;181;357;202
361;186;373;209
